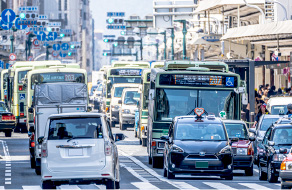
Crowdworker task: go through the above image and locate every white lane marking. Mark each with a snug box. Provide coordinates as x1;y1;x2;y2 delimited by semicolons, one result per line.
5;164;11;166
253;169;259;173
58;185;81;189
5;178;11;181
0;187;4;189
239;183;273;190
172;182;200;190
4;181;11;185
204;182;237;189
93;184;106;190
0;140;12;185
119;150;181;189
5;170;11;172
275;184;281;186
120;163;149;182
5;173;11;176
131;182;160;190
22;186;42;190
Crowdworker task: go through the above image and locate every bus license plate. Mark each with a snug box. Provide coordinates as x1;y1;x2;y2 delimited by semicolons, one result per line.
195;161;208;168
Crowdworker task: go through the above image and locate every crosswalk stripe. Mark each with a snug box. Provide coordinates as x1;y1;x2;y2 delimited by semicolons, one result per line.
58;185;81;190
238;183;273;190
22;186;42;190
275;184;281;186
203;182;237;189
253;169;259;173
0;186;4;190
131;182;160;190
172;182;200;190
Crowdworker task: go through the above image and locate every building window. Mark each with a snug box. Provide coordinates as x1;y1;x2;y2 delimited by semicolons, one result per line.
58;0;62;11
64;0;68;11
64;13;68;26
86;59;90;67
59;13;62;19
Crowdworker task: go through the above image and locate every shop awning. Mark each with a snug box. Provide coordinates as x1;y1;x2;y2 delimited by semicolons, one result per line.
195;0;264;13
221;20;292;41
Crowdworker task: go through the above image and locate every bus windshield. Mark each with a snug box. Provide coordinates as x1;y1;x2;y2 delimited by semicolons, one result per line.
155;89;236;121
31;73;85;89
18;71;28;84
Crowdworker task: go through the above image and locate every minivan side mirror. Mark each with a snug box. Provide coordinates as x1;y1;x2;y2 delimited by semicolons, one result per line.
280;148;288;154
28;107;34;113
118;100;122;104
38;136;44;144
268;141;275;146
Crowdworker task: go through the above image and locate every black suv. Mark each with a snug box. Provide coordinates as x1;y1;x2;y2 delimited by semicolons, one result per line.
257;124;292;183
162;115;235;180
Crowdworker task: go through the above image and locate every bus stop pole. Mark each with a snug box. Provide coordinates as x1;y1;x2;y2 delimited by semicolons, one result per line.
249;61;255;122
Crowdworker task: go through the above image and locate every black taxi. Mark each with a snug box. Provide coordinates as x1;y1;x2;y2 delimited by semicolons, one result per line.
162;112;235;180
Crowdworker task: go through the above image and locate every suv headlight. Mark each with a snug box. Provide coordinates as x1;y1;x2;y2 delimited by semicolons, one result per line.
171;145;184;153
237;148;248;155
122;109;130;114
219;146;232;154
273;154;286;161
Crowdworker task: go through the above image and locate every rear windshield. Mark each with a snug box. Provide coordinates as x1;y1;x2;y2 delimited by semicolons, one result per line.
48;117;103;140
272;128;292;145
224;123;248;140
260;118;280;131
271;105;287;115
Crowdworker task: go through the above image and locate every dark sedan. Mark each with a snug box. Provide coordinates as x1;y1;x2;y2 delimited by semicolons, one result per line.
257;124;292;183
163;115;234;180
0;101;16;137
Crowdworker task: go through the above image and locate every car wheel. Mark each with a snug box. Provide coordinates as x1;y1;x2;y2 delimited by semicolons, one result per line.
121;124;127;130
281;184;291;189
30;155;35;169
139;138;142;145
105;179;115;189
142;138;147;147
35;165;41;175
148;156;152;165
268;162;278;183
224;173;233;180
4;130;12;137
259;164;267;181
163;167;167;177
167;168;175;179
115;181;120;189
42;181;56;189
152;157;163;168
245;165;254;176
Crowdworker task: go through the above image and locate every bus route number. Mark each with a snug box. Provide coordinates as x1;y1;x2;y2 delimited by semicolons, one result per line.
65;74;75;81
209;76;222;85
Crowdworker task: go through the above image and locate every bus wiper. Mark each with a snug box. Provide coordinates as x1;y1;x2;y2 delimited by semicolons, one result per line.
67;136;90;142
276;143;292;146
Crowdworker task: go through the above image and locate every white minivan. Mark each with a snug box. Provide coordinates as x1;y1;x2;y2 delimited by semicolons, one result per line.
40;112;122;189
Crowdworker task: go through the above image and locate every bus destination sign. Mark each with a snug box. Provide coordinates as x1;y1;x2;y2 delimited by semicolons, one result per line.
111;69;142;76
159;74;237;88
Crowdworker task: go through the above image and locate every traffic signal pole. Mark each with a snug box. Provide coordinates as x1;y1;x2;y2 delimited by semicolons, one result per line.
140;38;143;60
10;35;14;53
175;20;187;60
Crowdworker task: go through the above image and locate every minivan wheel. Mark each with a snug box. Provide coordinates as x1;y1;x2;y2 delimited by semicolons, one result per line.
167;169;175;179
42;181;56;189
105;179;115;189
148;156;152;165
35;165;41;175
268;162;278;183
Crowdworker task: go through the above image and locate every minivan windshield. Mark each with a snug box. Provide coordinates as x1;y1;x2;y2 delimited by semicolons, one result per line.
224;123;248;140
175;122;226;141
124;91;140;105
48;118;103;140
272;128;292;145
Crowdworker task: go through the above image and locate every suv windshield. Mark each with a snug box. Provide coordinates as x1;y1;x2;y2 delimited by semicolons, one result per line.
225;123;248;140
175;122;226;141
260;118;280;131
124;91;140;105
48;117;103;140
272;128;292;145
114;87;126;97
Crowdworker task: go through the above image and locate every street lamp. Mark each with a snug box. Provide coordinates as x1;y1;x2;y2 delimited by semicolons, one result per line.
174;20;187;60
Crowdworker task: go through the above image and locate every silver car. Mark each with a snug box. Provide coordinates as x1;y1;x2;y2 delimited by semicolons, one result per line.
39;112;123;189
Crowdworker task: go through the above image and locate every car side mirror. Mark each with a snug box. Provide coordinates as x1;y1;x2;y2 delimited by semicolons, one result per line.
249;136;255;141
28;107;34;113
118;100;122;104
114;133;125;142
268;141;275;146
160;135;169;141
38;136;44;144
280;148;288;154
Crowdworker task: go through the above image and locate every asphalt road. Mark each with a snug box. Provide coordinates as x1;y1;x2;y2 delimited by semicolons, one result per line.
0;128;283;190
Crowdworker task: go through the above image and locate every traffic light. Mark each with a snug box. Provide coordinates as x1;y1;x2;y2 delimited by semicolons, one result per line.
103;52;112;56
18;13;38;25
121;31;126;35
104;39;108;43
107;18;114;24
60;33;65;38
104;39;114;43
70;45;75;49
68;52;72;56
19;13;26;19
103;52;108;56
113;43;118;47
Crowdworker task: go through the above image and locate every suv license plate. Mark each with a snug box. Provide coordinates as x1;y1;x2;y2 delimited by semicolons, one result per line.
68;148;83;156
195;161;208;168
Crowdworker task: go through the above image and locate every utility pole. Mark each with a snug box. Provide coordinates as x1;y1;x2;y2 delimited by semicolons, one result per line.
170;28;175;60
140;38;143;60
10;35;14;53
175;20;187;60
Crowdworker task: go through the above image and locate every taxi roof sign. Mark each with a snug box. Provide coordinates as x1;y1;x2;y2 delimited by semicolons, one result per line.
194;108;204;117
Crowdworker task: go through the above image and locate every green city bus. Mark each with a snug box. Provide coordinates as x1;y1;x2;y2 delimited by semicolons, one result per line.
147;61;245;168
137;62;164;146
